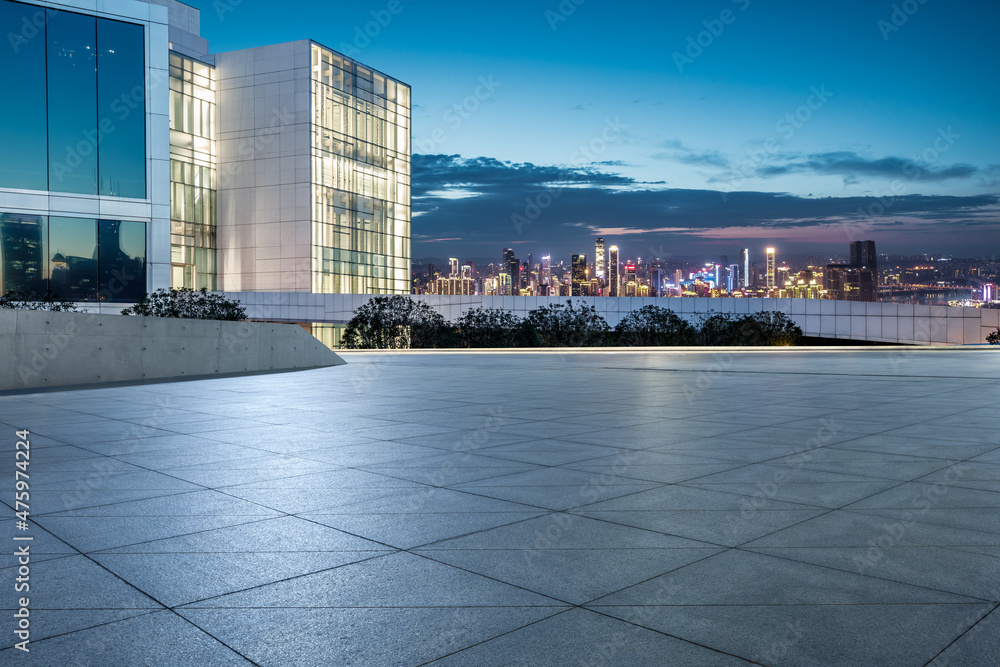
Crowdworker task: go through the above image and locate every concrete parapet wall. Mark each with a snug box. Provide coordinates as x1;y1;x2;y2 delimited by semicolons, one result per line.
0;310;344;392
221;292;1000;346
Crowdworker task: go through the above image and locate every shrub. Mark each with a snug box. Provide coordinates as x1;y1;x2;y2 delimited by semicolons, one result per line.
342;295;453;349
745;311;803;346
121;288;246;321
455;307;532;348
988;328;1000;345
698;311;802;346
0;288;83;312
614;305;697;346
523;300;610;347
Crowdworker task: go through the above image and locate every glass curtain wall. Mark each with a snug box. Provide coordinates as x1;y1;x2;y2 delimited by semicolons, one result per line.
0;0;145;197
168;53;217;290
0;1;48;190
0;213;145;301
310;44;410;294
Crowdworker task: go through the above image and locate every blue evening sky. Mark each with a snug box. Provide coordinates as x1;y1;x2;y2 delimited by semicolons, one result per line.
199;0;1000;261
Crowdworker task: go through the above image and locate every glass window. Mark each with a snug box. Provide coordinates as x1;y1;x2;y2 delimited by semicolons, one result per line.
48;217;98;300
0;213;47;294
0;0;48;190
47;9;98;195
97;18;145;198
99;219;145;300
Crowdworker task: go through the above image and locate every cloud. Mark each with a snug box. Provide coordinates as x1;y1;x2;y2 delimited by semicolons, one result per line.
754;151;979;182
411;153;1000;258
652;139;731;169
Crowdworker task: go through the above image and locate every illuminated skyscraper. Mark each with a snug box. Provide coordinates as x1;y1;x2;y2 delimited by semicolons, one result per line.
766;248;776;289
608;245;620;296
503;248;517;294
571;254;587;296
449;258;459;278
623;263;637;296
741;248;750;287
649;260;664;297
595;237;606;281
541;255;551;285
727;264;739;292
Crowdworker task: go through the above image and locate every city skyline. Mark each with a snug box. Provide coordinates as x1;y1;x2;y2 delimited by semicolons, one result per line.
198;0;1000;260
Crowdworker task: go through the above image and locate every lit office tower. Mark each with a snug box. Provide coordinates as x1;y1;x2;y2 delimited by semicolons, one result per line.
503;248;518;294
624;263;637;296
595;237;606;281
766;247;776;289
541;255;551;285
571;254;587;296
449;258;459;278
727;264;740;292
850;240;877;274
608;245;620;296
649;260;664;297
741;248;750;287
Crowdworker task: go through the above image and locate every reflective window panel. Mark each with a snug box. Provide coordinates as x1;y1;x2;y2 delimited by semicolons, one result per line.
98;219;145;300
0;0;48;190
46;9;98;195
48;216;98;300
0;213;47;294
97;18;145;198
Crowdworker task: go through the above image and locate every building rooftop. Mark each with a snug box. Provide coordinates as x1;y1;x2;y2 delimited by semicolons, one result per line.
2;349;998;664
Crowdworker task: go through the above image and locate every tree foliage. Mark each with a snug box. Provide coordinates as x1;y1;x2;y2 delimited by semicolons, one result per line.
987;328;1000;345
523;300;610;347
698;311;802;346
121;288;246;321
0;288;83;312
455;307;532;348
342;295;453;349
614;305;697;346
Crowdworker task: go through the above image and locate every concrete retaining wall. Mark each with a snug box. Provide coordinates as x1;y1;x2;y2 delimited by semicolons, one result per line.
0;310;344;392
222;292;1000;346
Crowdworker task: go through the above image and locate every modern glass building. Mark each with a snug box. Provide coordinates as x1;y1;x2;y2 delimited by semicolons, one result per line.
0;0;165;301
0;0;410;311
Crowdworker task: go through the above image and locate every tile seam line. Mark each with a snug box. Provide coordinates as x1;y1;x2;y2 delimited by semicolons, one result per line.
922;602;1000;666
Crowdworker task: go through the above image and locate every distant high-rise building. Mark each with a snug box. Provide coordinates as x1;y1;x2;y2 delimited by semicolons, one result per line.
623;263;637;296
766;248;776;290
595;237;606;281
608;245;620;296
983;283;996;301
741;248;750;287
503;248;517;293
850;240;877;273
675;269;685;294
541;255;551;285
824;265;876;302
649;260;664;297
826;240;878;302
449;258;459;278
498;272;512;296
727;264;740;292
571;254;587;296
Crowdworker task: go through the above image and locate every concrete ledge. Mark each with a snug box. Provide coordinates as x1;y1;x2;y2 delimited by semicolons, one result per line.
0;309;345;392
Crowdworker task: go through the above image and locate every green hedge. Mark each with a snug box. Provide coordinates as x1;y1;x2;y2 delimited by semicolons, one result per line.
340;298;803;349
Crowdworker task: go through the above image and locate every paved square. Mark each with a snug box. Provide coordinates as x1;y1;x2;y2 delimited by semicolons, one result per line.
2;349;999;665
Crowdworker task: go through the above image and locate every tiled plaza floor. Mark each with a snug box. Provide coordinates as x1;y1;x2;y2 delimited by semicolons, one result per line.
2;348;999;665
